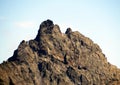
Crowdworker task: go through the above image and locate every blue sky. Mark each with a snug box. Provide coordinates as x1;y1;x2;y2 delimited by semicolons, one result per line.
0;0;120;67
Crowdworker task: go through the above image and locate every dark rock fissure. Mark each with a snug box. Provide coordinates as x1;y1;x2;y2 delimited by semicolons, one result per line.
9;77;14;85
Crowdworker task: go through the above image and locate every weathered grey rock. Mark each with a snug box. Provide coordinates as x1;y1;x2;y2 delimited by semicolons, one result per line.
0;19;120;85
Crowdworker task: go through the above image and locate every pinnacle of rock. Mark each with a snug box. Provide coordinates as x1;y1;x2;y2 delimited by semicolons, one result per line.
0;19;120;85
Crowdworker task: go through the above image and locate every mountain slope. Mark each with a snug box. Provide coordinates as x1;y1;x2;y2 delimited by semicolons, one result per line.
0;19;120;85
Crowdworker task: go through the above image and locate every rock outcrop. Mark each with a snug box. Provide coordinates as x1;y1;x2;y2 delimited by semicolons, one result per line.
0;19;120;85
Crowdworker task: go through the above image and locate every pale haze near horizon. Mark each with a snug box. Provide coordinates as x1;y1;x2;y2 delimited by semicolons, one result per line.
0;0;120;68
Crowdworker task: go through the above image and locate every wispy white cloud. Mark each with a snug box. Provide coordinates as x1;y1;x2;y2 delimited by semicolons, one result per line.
14;21;36;28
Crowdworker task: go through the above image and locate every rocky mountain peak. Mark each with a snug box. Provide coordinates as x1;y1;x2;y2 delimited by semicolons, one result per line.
40;19;54;29
65;28;72;34
35;19;61;41
0;20;120;85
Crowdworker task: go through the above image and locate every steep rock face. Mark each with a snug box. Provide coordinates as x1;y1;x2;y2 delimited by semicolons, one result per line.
0;19;120;85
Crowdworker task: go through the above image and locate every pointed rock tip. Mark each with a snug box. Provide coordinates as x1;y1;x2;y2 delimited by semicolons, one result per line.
65;28;72;34
40;19;54;29
35;19;54;38
35;19;62;41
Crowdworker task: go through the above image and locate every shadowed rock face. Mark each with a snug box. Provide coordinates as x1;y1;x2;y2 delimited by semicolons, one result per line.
0;19;120;85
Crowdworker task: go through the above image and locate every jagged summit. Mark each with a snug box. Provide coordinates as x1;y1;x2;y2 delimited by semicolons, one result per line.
65;28;72;34
35;19;61;41
0;20;120;85
40;19;54;29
